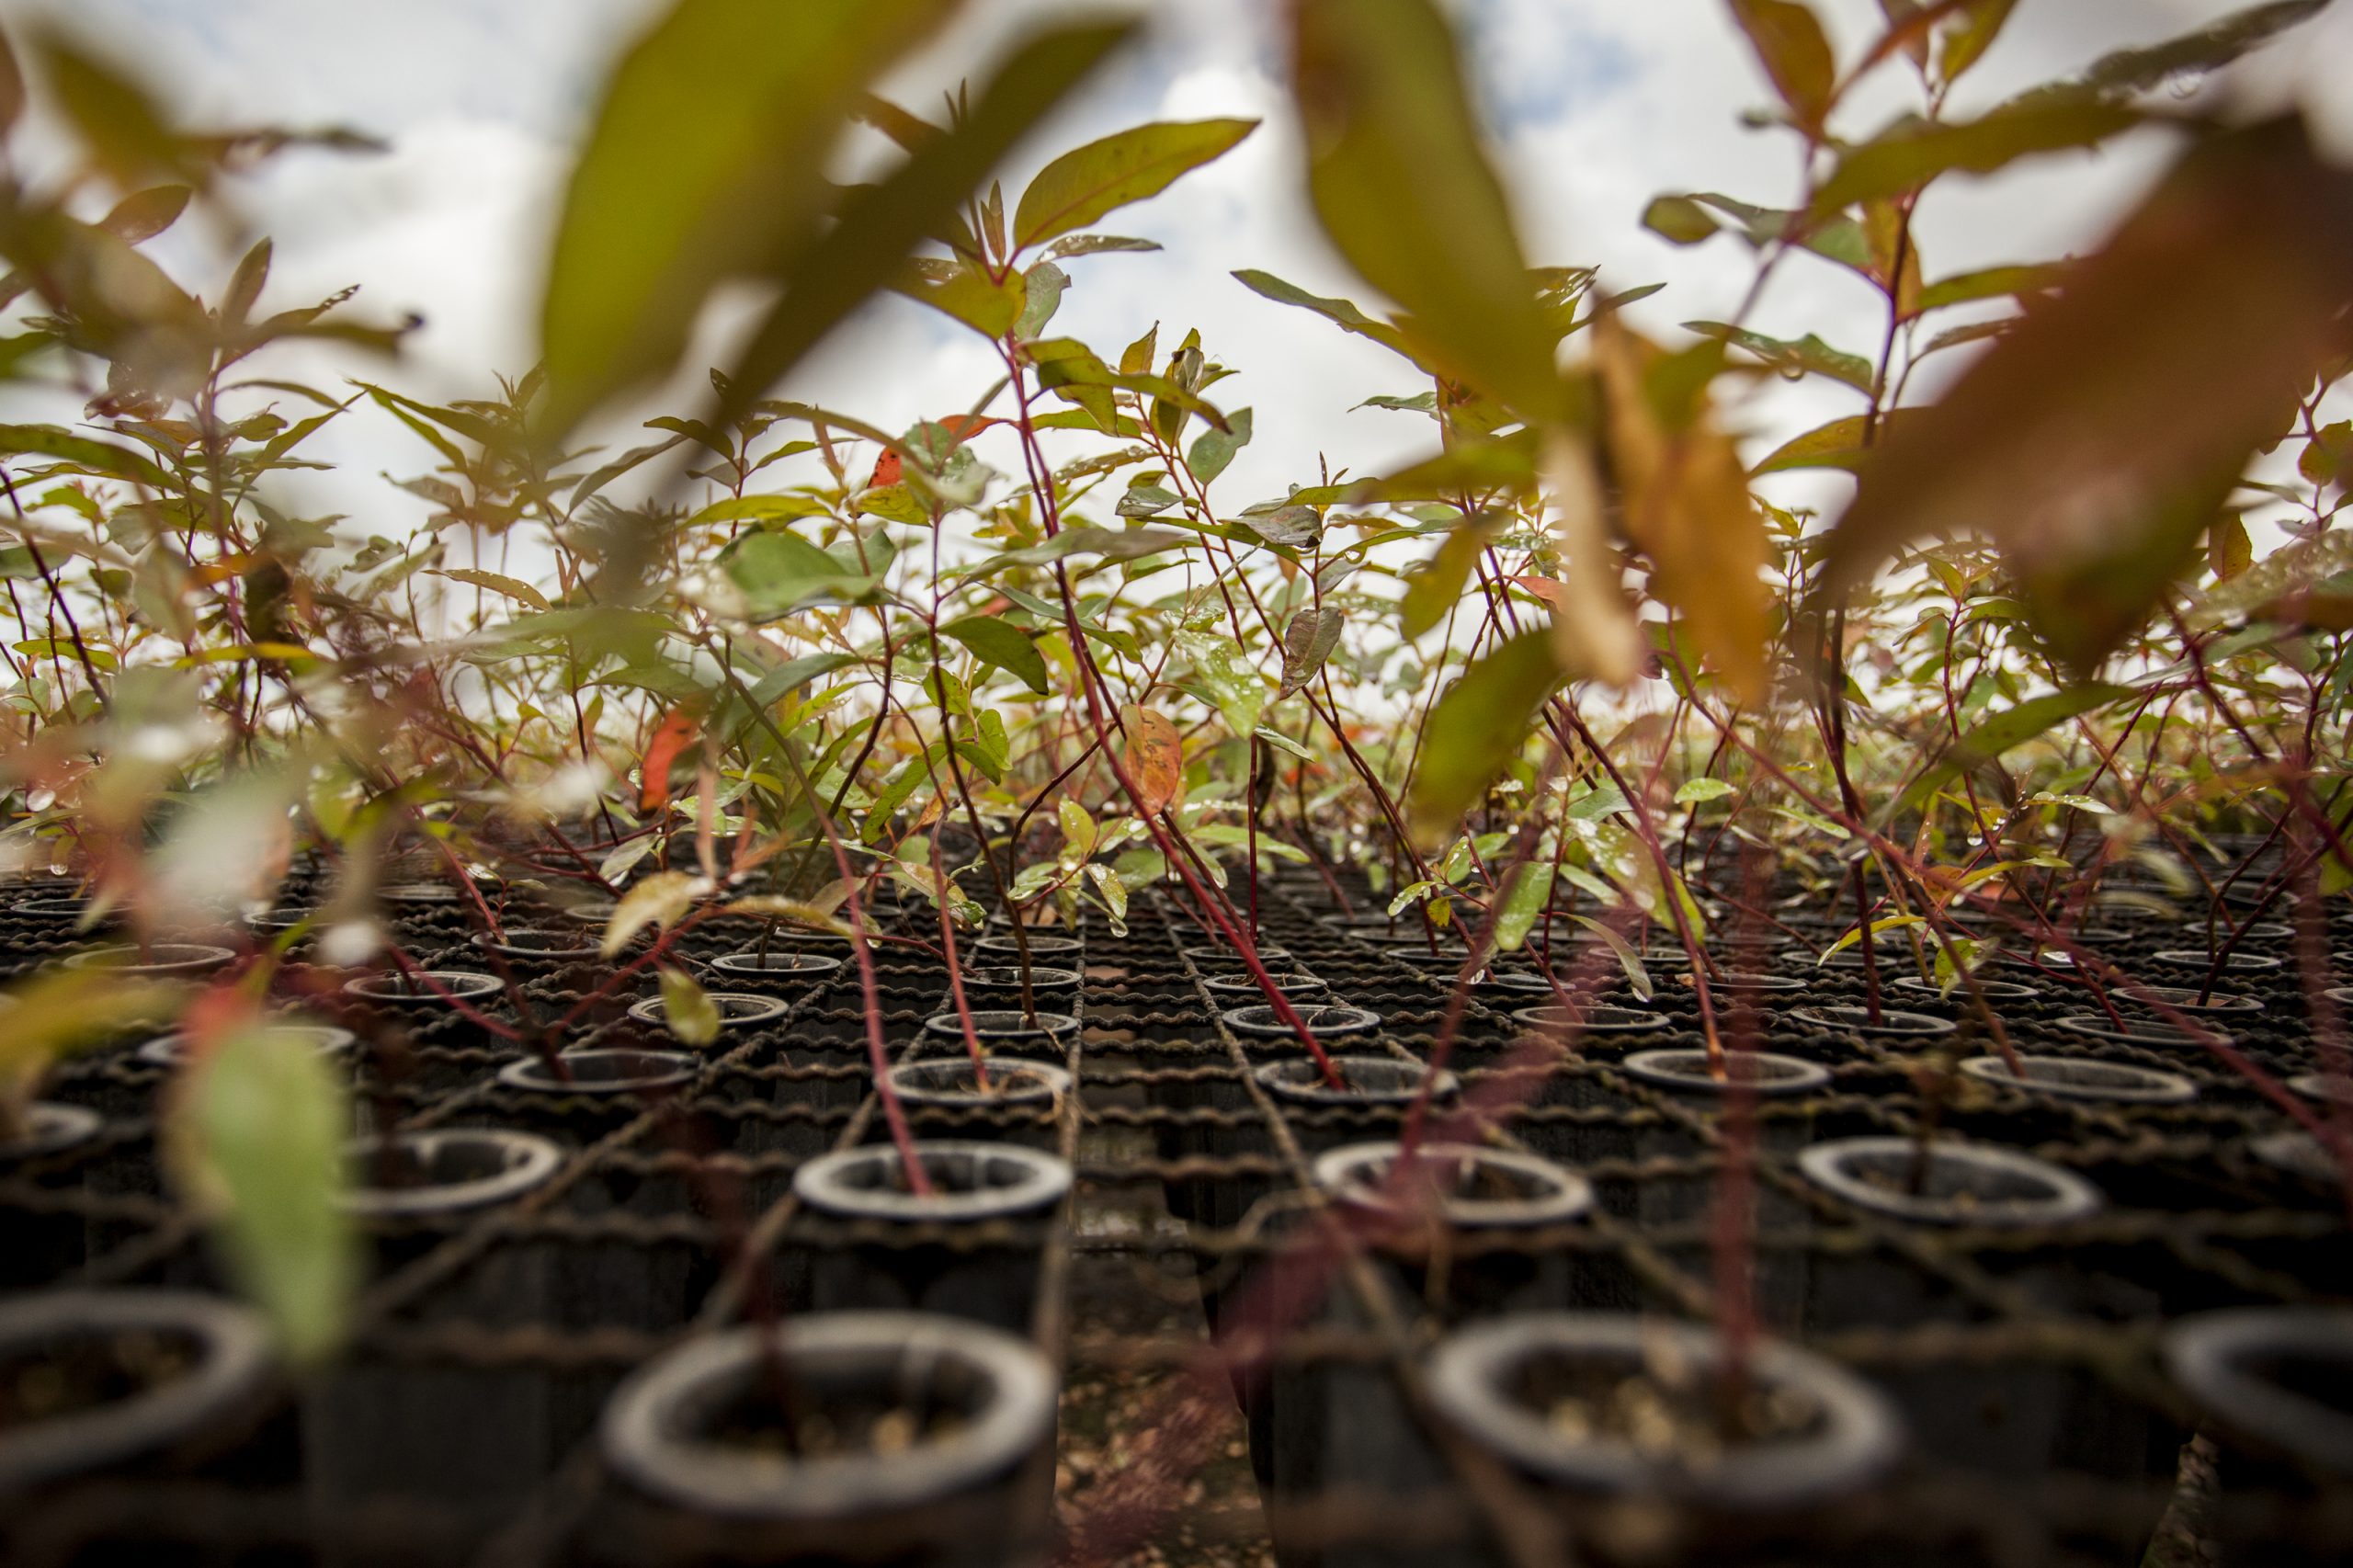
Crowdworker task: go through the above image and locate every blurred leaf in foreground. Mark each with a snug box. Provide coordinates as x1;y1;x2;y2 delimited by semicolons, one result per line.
539;0;961;432
170;1015;357;1365
1819;116;2353;674
1289;0;1563;422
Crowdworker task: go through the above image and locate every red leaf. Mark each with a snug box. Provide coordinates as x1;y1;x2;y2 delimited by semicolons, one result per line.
1507;574;1565;607
640;709;701;813
866;449;903;489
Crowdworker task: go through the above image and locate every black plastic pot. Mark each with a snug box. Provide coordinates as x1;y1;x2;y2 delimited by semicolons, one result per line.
2116;984;2260;1016
706;949;844;989
793;1142;1070;1333
1796;1137;2104;1227
959;966;1083;996
1786;1006;1956;1040
0;1290;274;1495
2148;949;2284;976
2054;1013;2231;1049
593;1312;1056;1566
496;1049;699;1096
1512;1003;1669;1037
343;970;502;1008
136;1023;357;1069
2164;1308;2353;1566
0;1103;105;1289
308;1129;566;1517
1619;1050;1830;1237
1956;1054;2197;1106
887;1060;1069;1107
63;942;234;978
473;927;601;964
920;1010;1079;1059
1222;1004;1381;1040
625;992;790;1039
1200;969;1330;1003
972;934;1082;961
1891;974;2039;1004
1425;1312;1904;1558
1250;1144;1600;1549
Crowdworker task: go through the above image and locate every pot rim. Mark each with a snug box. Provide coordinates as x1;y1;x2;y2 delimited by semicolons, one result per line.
626;992;790;1032
1252;1053;1458;1106
496;1049;699;1096
921;1009;1080;1042
0;1100;102;1163
0;1290;273;1494
960;966;1083;990
709;949;844;976
137;1023;356;1068
1425;1312;1904;1509
343;970;502;1006
1222;1003;1381;1039
794;1141;1071;1222
1622;1049;1831;1098
63;942;233;977
1958;1053;2196;1106
2147;948;2283;972
1512;1004;1668;1036
1796;1136;2103;1226
1890;974;2039;1003
2054;1013;2232;1048
1313;1140;1592;1227
343;1128;563;1217
885;1059;1072;1107
1788;1005;1956;1038
472;928;600;959
2164;1307;2353;1475
599;1312;1055;1518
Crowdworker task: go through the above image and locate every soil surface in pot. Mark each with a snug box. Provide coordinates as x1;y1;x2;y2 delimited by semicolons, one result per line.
0;1327;199;1427
1515;1351;1827;1465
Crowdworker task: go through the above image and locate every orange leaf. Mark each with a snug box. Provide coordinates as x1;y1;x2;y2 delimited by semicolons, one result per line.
1121;703;1181;816
867;449;903;489
1506;574;1564;607
640;709;701;813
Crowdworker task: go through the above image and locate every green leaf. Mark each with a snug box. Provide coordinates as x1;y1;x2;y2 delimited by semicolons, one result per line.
745;651;859;710
1729;0;1836;129
1912;261;2067;313
1187;405;1253;484
2016;1;2325;106
1229;268;1414;360
1643;194;1721;245
1822;914;1927;960
714;20;1135;427
605;871;713;956
1011;260;1067;339
720;530;881;616
540;0;962;429
1937;0;2019;85
1491;862;1555;952
0;423;171;489
657;967;722;1046
1400;516;1496;641
957;525;1190;578
1684;320;1873;392
1013;118;1257;248
1057;798;1097;858
431;569;551;612
941;615;1049;695
1674;777;1736;805
1751;414;1909;475
1289;0;1564;420
1408;631;1564;838
177;1021;358;1364
1810;99;2141;216
894;257;1027;338
1898;684;2133;812
1278;604;1345;697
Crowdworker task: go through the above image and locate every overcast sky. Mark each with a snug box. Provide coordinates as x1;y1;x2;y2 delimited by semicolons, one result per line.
1;0;2347;544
